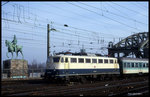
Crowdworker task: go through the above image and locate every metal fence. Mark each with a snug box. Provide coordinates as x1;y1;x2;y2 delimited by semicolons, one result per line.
1;68;46;79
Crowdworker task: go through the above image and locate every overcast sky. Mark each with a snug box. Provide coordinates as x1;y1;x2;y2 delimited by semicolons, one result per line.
1;1;148;64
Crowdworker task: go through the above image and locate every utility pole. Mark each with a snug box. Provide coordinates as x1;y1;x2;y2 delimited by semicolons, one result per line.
47;24;50;58
47;23;68;57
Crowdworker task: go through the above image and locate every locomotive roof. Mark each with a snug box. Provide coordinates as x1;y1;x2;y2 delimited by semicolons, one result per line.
52;54;116;59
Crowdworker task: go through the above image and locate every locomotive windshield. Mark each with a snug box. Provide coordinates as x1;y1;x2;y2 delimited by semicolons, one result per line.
53;57;60;62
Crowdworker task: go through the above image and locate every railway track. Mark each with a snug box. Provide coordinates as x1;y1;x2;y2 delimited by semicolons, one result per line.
109;86;149;96
5;80;148;96
33;80;149;96
1;76;148;96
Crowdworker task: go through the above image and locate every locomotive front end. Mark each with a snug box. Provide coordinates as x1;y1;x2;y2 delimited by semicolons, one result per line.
44;56;64;80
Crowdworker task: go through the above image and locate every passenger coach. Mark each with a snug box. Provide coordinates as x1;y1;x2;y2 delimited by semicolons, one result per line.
119;58;149;75
45;55;120;80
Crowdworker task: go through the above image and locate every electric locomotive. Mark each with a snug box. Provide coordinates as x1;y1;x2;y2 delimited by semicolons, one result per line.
44;54;120;81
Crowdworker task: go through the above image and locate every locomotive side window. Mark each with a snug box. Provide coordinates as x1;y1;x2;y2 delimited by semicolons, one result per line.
92;59;97;63
86;59;91;63
71;58;77;63
104;59;108;64
110;60;113;64
65;58;68;62
79;58;84;63
98;59;103;63
53;57;60;62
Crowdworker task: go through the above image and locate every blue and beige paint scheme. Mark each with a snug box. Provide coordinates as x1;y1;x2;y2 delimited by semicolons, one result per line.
45;55;120;78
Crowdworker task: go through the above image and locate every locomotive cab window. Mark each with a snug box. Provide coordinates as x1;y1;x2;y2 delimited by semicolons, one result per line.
61;57;64;63
53;57;60;62
115;60;117;63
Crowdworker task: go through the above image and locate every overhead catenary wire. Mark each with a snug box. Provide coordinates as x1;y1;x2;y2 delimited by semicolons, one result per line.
2;27;111;45
67;2;145;32
1;1;9;6
4;2;141;36
42;3;129;33
2;18;117;43
133;3;148;10
110;2;148;17
2;16;125;39
2;25;110;49
2;2;148;57
2;1;148;36
2;13;121;38
3;1;144;38
78;2;147;25
2;17;120;47
1;17;129;47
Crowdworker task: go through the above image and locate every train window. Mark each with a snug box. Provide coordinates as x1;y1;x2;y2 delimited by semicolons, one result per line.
123;63;126;68
104;59;108;63
86;59;91;63
146;63;149;67
92;59;97;63
135;63;138;67
127;63;130;68
65;58;68;62
71;58;77;63
131;63;134;67
110;60;113;63
53;57;60;62
139;63;142;67
78;58;84;63
98;59;103;63
143;63;146;67
115;60;117;63
61;57;64;63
